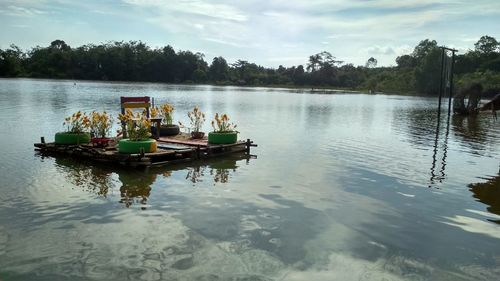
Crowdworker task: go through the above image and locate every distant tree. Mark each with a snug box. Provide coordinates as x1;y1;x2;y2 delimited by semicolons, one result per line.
161;45;177;82
192;68;207;83
175;50;204;82
365;57;377;68
412;39;438;62
338;64;365;88
306;51;342;72
396;55;417;68
455;52;481;74
292;65;306;85
4;36;500;95
306;54;321;72
50;39;71;51
26;40;73;78
231;59;250;82
414;48;442;95
0;44;24;76
474;35;499;54
209;56;229;81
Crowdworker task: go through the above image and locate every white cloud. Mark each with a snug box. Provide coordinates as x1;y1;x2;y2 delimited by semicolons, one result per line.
0;5;47;16
366;46;396;55
1;0;500;67
203;37;246;48
123;0;248;22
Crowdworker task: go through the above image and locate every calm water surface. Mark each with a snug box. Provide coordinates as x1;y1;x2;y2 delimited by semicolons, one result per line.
0;78;499;280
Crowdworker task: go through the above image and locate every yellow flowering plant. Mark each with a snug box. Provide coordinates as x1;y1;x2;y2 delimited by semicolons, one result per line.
183;106;205;133
211;113;237;133
89;111;113;138
118;109;152;141
151;103;175;125
63;111;90;133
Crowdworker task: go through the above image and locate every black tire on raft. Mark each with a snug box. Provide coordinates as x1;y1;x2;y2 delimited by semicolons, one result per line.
159;125;180;136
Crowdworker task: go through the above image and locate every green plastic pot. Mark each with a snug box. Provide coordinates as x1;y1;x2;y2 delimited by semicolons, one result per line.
208;131;238;144
118;139;157;154
55;132;91;145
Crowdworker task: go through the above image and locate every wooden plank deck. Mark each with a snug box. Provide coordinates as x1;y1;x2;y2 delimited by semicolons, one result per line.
34;135;257;168
158;133;248;149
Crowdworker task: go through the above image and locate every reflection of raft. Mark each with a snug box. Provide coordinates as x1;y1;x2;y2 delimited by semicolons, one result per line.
34;133;257;167
469;172;500;223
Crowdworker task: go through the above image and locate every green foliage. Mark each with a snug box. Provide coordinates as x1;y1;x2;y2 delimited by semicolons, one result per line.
414;47;442;95
1;36;499;96
365;57;377;68
396;55;416;68
209;56;229;81
474;35;499;54
363;67;415;94
412;39;438;63
457;70;500;98
0;45;24;77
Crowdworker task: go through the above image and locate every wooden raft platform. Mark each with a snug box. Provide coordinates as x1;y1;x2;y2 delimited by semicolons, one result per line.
34;134;257;167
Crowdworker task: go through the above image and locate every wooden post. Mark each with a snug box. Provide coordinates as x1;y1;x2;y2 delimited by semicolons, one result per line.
41;137;45;144
196;145;200;159
246;139;251;154
140;147;145;158
121;105;126;138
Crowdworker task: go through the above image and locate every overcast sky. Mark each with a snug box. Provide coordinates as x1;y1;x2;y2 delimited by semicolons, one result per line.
1;0;499;67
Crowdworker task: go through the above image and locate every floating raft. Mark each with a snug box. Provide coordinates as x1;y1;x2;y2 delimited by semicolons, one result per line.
34;133;257;167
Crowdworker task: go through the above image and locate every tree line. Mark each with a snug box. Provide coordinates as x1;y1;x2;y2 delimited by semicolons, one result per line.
1;36;499;96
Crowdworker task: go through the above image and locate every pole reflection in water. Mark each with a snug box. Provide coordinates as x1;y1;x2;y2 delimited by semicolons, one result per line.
51;153;253;209
429;114;450;187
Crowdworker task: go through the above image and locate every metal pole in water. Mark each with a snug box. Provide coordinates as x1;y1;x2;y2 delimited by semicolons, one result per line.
437;48;446;119
448;50;456;116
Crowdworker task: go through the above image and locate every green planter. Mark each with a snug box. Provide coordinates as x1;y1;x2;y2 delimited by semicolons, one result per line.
119;139;157;154
208;131;238;144
55;132;91;145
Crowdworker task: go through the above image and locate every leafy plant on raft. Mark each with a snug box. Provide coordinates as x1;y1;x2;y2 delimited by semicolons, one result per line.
180;106;205;133
118;109;152;141
211;113;237;133
89;111;113;138
63;111;90;133
151;103;175;126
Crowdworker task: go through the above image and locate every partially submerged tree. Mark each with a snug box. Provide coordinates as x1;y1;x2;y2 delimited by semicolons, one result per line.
453;83;483;115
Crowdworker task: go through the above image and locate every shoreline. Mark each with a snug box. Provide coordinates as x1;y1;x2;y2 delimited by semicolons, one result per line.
0;76;414;95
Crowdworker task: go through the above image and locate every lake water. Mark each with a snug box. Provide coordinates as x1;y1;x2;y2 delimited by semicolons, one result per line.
0;78;499;280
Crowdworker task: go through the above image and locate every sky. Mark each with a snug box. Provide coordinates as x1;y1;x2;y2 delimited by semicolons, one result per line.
1;0;499;68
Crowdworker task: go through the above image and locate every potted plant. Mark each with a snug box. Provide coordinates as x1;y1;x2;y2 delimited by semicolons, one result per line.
208;113;238;144
55;111;91;145
89;111;114;147
151;103;180;136
185;106;206;139
117;109;157;154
